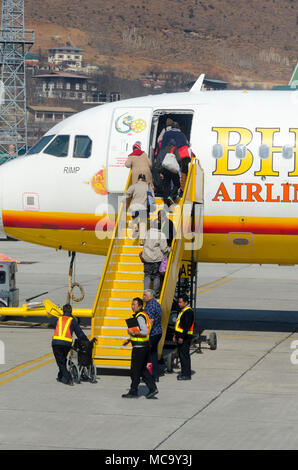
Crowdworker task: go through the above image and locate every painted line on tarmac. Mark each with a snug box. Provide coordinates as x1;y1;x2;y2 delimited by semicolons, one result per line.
155;329;296;450
0;353;54;387
217;333;298;342
197;277;234;295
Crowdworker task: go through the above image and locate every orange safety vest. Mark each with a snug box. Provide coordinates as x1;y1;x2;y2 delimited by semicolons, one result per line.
53;316;73;343
130;311;151;344
175;306;194;335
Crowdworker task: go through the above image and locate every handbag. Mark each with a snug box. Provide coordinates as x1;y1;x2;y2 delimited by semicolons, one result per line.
162;152;180;174
147;184;156;212
159;255;168;274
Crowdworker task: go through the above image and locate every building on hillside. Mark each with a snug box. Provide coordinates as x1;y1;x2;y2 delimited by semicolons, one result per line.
141;75;166;89
25;53;40;72
39;62;60;73
48;46;84;69
34;71;89;101
110;92;121;102
27;105;76;123
33;71;121;104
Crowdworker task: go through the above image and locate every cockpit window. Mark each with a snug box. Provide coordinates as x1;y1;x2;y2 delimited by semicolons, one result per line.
73;135;92;158
43;135;70;157
27;135;55;155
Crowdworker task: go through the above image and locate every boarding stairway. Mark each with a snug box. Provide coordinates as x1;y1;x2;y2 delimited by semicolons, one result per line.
91;158;204;369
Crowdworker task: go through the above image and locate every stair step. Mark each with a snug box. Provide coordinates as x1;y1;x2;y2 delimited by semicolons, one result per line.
93;316;127;327
93;358;131;369
105;299;134;309
94;347;132;358
95;337;131;346
103;289;143;299
118;254;142;263
103;279;144;290
111;271;144;281
93;326;128;336
93;310;133;319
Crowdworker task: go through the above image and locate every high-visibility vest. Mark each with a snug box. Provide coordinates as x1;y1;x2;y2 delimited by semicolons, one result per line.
53;316;73;343
175;306;194;335
129;311;151;344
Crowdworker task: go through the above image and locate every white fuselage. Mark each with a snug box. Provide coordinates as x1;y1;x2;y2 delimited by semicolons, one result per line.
0;89;298;263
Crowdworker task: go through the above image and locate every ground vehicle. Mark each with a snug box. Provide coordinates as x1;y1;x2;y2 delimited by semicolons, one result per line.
0;261;19;320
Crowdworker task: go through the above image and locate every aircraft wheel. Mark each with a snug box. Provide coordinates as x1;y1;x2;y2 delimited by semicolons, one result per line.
208;332;217;350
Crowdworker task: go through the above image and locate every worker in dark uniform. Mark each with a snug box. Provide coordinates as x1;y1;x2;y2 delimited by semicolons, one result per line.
122;297;158;398
52;303;88;386
173;293;194;380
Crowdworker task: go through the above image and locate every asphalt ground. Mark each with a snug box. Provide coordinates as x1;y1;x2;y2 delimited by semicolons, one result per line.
1;240;298;450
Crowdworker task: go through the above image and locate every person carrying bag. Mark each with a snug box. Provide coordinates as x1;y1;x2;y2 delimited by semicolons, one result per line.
159;140;181;207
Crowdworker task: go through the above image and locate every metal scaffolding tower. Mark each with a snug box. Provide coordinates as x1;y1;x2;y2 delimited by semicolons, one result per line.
0;0;34;157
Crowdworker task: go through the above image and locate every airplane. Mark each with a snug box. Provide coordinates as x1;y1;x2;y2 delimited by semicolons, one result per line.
0;75;297;267
0;74;298;367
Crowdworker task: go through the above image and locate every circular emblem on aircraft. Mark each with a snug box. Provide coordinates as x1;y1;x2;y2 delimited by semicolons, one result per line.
131;119;147;133
115;113;147;134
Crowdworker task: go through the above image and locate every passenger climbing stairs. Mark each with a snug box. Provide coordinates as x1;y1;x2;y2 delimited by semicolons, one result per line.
91;158;203;369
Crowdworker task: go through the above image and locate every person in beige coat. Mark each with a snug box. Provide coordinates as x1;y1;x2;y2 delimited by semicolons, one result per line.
125;142;152;185
124;174;154;245
140;227;169;297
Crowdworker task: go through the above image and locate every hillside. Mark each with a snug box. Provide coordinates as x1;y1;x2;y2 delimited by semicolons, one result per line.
9;0;298;87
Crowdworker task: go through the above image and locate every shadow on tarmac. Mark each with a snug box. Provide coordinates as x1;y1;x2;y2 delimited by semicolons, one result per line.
196;308;298;333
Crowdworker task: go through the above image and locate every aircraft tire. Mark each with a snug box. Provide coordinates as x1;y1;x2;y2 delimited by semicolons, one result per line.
208;332;217;350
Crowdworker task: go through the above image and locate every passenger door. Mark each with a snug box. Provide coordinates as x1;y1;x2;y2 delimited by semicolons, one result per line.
107;107;153;193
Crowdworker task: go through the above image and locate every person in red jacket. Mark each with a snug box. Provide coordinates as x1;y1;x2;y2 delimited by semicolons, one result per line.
52;303;88;385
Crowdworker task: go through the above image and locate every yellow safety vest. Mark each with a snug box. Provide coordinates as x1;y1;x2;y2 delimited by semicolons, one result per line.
53;316;73;343
175;306;194;335
130;311;151;344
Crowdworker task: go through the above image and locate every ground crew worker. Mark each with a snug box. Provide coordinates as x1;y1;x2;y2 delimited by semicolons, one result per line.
52;303;88;386
122;297;158;398
173;293;194;380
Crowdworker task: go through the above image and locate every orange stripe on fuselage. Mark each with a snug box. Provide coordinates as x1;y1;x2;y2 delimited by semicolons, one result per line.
3;211;298;236
203;216;298;235
3;211;114;231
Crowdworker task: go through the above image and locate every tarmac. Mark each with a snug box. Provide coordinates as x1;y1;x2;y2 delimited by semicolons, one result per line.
1;240;298;450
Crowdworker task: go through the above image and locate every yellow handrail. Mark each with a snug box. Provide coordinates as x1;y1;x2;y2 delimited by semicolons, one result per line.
158;158;196;356
91;170;132;315
160;157;195;300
